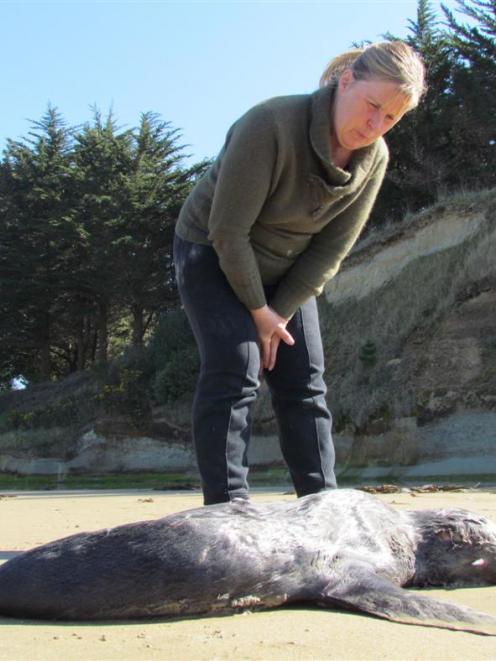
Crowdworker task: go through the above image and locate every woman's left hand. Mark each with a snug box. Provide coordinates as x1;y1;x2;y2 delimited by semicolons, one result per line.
250;305;294;371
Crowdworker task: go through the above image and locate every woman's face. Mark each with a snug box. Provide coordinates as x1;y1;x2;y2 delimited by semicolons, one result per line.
332;70;412;152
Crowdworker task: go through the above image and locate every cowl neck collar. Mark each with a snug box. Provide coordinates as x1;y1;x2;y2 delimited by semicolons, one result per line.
309;84;383;192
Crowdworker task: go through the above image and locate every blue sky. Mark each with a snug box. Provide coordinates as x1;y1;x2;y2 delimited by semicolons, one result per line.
2;0;460;164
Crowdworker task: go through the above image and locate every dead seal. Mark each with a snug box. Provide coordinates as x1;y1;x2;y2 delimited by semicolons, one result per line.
0;489;495;634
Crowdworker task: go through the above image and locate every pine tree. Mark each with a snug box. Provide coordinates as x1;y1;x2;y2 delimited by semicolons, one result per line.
441;0;496;187
72;109;134;364
443;0;495;60
0;103;209;385
0;107;78;383
372;0;495;225
374;0;457;222
117;112;207;347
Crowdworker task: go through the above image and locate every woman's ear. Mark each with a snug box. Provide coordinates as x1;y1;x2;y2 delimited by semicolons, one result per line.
339;68;354;91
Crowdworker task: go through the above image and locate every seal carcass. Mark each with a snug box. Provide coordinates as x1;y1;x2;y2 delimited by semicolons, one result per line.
0;489;495;634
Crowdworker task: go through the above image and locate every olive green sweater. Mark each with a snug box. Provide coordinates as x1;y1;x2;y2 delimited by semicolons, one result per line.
175;83;389;319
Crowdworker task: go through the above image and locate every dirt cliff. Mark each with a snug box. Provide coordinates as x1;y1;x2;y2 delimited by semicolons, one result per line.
314;188;496;480
1;189;495;481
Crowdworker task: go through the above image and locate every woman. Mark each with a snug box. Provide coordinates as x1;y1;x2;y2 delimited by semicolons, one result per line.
174;41;426;505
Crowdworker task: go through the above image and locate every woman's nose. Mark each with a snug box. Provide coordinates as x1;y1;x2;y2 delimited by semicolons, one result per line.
367;111;382;133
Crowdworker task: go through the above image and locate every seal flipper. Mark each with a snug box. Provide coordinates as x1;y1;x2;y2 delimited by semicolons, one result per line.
318;563;496;636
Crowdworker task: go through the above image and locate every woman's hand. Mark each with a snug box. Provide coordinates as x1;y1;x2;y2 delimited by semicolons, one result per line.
250;305;295;371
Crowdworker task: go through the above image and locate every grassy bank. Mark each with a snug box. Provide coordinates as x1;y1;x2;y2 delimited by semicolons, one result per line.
0;467;292;491
0;468;494;492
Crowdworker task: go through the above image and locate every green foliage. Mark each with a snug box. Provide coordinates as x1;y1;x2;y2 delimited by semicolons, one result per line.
333;411;353;433
153;349;200;404
148;310;200;404
0;107;79;382
0;427;73;456
359;340;378;368
0;105;207;386
6;396;81;430
92;310;201;414
441;0;496;183
371;0;496;226
1;0;494;389
94;351;153;425
0;467;289;490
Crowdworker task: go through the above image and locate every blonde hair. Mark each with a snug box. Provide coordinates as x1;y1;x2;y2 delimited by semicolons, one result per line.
319;41;426;110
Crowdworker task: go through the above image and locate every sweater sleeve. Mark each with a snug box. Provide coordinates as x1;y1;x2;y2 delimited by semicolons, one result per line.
207;104;279;311
270;153;388;319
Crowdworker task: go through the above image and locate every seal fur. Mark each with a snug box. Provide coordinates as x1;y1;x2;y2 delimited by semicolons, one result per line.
0;489;495;634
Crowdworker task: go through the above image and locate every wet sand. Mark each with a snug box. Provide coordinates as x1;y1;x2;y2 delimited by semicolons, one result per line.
0;488;495;660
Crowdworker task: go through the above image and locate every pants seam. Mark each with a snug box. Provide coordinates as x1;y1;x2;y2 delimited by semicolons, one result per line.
225;336;255;500
300;304;327;490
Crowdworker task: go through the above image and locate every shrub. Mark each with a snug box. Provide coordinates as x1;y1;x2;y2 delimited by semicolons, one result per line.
359;340;377;368
148;310;199;404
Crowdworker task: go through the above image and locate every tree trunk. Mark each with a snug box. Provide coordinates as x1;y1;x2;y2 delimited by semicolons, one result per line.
131;303;144;347
39;312;51;380
96;301;108;363
76;314;85;371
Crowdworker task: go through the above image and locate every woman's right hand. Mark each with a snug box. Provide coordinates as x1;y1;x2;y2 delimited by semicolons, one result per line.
250;305;295;371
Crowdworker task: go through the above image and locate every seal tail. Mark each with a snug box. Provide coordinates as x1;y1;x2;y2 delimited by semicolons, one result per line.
318;564;496;636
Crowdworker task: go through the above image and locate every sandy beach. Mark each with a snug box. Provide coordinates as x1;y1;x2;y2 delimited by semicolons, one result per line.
1;487;495;661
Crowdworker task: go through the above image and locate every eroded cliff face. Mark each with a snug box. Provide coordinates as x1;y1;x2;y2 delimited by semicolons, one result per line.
315;189;496;479
1;191;495;480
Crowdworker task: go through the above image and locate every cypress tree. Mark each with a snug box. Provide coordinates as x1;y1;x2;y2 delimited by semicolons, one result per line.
0;107;78;383
442;0;496;187
374;0;456;223
72;109;134;364
117;112;206;347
